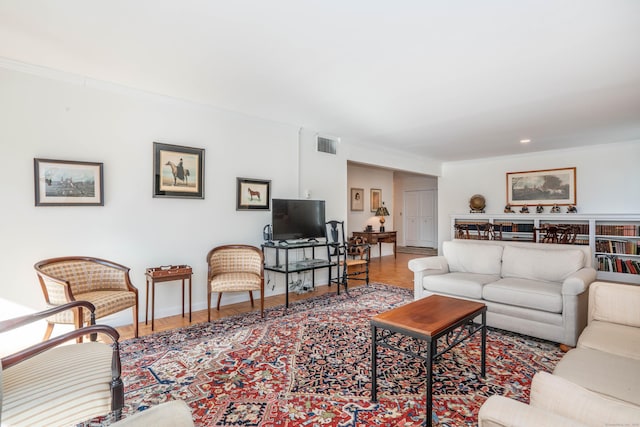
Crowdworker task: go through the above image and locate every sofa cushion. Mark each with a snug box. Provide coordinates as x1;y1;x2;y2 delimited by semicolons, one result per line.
577;320;640;361
482;278;563;313
501;245;584;283
443;241;503;275
591;283;640;327
424;272;499;299
553;348;640;406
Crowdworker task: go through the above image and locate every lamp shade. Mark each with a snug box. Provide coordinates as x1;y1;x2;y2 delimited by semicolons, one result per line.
375;206;390;216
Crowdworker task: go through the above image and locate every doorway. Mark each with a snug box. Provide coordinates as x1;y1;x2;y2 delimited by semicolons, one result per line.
403;189;436;248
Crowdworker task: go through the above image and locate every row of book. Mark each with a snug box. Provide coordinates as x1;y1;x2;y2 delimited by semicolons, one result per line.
597;255;640;275
595;224;640;236
595;239;640;255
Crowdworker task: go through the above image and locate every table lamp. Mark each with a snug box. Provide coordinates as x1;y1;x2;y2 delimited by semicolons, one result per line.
375;202;390;232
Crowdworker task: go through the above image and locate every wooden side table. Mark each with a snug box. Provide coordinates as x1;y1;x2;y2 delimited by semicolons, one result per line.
145;265;192;331
352;230;397;259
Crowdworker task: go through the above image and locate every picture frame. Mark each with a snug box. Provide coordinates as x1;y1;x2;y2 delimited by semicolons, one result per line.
506;167;576;206
350;187;364;211
370;188;382;212
153;142;205;199
237;177;271;210
34;158;104;206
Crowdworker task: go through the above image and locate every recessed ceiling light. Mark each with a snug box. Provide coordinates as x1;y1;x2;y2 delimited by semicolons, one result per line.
520;139;531;144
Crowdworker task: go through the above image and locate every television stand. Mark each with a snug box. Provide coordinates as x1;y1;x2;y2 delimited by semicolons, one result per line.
261;240;337;308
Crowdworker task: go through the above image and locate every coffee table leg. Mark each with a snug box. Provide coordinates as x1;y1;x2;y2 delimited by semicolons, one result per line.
481;310;487;378
426;340;434;427
371;324;378;402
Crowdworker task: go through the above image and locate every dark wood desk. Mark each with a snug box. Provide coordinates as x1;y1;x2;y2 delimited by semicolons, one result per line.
352;230;397;259
145;265;192;331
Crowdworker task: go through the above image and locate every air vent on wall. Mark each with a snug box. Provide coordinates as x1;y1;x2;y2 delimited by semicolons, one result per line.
316;135;339;155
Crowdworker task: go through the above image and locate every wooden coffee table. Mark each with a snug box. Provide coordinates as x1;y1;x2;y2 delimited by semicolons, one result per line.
371;295;487;427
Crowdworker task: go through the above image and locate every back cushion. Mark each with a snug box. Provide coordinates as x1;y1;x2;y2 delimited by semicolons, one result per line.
443;241;503;275
501;246;584;282
592;283;640;327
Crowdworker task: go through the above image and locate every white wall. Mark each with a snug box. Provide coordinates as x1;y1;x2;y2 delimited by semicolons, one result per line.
346;164;395;257
1;62;445;339
0;65;300;328
438;141;640;246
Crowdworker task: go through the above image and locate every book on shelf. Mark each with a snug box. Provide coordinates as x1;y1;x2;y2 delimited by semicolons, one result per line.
595;224;640;236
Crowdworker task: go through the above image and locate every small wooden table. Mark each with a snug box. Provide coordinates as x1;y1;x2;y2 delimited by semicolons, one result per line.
371;295;487;427
145;265;192;331
352;230;397;259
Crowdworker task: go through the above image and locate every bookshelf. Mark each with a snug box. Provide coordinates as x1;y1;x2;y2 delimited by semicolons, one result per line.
451;214;640;285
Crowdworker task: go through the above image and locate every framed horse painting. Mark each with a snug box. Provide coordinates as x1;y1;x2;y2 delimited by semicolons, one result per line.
236;177;271;210
153;142;205;199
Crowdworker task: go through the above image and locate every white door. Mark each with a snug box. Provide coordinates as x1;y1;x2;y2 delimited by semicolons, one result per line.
404;190;436;247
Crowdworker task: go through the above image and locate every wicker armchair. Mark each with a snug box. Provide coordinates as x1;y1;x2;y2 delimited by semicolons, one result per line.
0;301;124;426
206;245;264;321
34;256;139;339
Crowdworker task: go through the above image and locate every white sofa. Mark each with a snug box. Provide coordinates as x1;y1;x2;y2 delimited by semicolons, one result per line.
408;239;597;346
478;281;640;426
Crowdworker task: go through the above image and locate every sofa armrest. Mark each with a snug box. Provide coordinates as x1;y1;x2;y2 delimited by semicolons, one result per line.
408;256;449;300
530;372;640;426
561;267;596;296
588;281;640;327
112;400;194;427
478;395;585;427
408;256;449;274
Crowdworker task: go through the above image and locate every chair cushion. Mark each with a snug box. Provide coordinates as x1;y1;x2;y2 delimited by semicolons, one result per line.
2;342;114;426
482;278;563;313
553;348;640;406
501;246;584;282
210;272;261;292
48;290;137;324
577;320;640;360
443;241;503;275
424;272;499;299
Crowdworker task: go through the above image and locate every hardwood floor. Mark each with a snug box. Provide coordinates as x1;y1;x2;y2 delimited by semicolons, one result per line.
116;253;423;340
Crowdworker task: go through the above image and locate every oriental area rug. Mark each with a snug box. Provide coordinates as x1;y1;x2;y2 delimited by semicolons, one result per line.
111;284;564;426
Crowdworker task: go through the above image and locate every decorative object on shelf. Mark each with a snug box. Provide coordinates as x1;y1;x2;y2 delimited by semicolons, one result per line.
520;204;529;213
469;194;486;213
506;167;576;206
370;188;381;212
567;205;578;213
236;177;271;210
153;142;205;199
34;158;104;206
504;204;515;213
550;204;561;213
536;204;544;213
351;188;364;211
375;202;390;232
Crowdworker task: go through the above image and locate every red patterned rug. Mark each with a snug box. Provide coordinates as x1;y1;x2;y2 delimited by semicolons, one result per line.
113;284;563;426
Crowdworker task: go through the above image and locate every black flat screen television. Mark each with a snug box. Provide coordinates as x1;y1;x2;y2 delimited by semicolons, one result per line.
272;199;326;241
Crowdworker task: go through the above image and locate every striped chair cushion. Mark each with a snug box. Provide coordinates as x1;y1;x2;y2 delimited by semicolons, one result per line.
49;290;137;324
208;249;262;276
210;272;261;292
40;260;129;297
2;342;113;426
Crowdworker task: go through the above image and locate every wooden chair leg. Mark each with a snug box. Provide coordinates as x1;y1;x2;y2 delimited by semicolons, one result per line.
75;309;84;343
132;305;139;338
249;291;255;307
260;290;264;318
216;293;223;310
207;289;212;322
43;322;54;341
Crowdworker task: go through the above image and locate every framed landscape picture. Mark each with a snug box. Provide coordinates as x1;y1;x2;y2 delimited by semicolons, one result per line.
237;177;271;210
153;142;205;199
350;188;364;211
34;158;104;206
506;167;576;206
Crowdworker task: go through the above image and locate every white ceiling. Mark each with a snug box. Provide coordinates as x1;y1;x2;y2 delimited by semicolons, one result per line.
1;0;639;161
